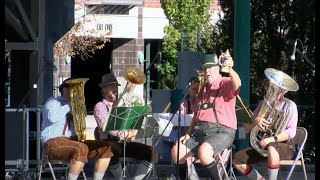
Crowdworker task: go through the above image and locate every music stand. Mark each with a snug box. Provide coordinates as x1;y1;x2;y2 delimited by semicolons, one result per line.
105;106;148;179
135;115;160;180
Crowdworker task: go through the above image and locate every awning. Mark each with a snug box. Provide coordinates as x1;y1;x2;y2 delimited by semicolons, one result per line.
86;0;144;15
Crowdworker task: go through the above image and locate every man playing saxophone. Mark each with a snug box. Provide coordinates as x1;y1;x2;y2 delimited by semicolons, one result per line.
41;78;114;180
233;69;299;180
93;72;153;179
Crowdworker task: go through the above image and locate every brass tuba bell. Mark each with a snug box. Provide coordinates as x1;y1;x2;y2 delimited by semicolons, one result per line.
65;78;89;142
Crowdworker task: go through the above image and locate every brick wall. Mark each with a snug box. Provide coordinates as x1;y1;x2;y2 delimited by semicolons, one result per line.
144;0;161;8
112;7;144;77
58;56;71;77
112;39;144;77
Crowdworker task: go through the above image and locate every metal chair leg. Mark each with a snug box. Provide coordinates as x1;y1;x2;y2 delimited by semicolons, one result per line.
38;163;43;180
301;155;308;180
82;169;87;180
47;161;57;180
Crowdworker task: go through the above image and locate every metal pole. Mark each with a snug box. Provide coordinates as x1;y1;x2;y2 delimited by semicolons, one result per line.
234;0;250;102
145;43;151;106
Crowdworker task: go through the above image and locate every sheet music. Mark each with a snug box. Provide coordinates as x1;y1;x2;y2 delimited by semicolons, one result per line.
153;113;193;136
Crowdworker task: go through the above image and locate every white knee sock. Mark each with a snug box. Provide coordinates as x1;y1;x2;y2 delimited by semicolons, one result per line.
132;160;153;180
268;164;279;180
109;161;123;179
93;171;105;180
187;163;200;180
246;166;264;180
68;173;79;180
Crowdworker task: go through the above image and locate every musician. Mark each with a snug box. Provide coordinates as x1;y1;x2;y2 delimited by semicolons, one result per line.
41;78;114;180
233;76;298;180
93;72;153;180
171;53;241;180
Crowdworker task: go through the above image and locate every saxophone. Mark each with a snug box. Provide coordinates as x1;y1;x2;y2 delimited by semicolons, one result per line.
250;68;299;157
65;78;89;142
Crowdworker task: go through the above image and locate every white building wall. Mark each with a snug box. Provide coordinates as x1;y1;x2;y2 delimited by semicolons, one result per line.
75;4;223;39
142;8;168;39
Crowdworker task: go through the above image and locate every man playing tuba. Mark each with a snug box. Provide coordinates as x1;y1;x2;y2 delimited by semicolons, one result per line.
93;71;153;180
41;78;114;180
233;68;299;180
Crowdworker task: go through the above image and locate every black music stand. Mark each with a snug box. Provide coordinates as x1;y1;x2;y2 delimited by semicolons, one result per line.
134;116;160;179
105;106;148;179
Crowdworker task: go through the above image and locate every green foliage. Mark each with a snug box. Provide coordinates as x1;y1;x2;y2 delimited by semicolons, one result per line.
159;0;214;89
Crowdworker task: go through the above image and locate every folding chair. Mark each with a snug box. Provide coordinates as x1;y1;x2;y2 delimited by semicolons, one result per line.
280;127;308;180
38;148;87;180
188;145;237;180
216;145;237;180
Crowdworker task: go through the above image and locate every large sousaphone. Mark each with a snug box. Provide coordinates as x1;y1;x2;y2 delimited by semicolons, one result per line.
250;68;299;157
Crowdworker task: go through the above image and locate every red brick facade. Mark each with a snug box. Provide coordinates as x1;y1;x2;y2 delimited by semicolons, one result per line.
112;39;144;77
112;7;144;76
144;0;161;8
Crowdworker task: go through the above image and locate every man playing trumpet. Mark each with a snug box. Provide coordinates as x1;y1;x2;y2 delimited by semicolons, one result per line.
171;51;241;180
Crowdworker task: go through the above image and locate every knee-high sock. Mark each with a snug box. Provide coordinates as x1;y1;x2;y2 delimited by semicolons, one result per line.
267;164;279;180
132;160;153;180
109;161;123;179
204;161;220;180
67;173;79;180
244;165;265;180
93;171;105;180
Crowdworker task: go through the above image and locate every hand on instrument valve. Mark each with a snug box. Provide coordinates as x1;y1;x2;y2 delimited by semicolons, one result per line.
255;117;272;131
259;137;275;149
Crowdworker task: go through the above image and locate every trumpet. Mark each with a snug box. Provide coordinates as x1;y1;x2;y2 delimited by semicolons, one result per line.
117;66;146;107
195;69;205;93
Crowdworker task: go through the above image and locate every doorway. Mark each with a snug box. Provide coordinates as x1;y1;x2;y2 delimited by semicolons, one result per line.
71;42;113;114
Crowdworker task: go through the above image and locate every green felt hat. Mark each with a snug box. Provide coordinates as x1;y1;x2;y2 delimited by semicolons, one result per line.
201;53;219;69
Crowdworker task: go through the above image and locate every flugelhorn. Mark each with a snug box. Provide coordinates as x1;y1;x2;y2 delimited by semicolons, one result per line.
195;69;205;93
117;66;146;106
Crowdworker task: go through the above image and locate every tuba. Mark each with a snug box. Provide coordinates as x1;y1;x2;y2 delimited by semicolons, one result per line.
250;68;299;157
117;67;146;107
65;78;89;142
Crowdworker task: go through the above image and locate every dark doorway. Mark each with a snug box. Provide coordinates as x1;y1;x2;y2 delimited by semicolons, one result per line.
71;42;113;114
144;39;162;98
